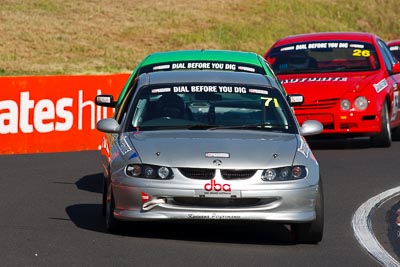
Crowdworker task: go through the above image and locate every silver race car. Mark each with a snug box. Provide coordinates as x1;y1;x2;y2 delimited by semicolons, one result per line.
96;70;324;243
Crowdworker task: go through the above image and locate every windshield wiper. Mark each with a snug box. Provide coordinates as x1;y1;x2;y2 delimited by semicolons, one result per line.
208;123;289;131
141;123;289;131
138;125;191;131
186;124;218;130
275;68;319;74
322;66;347;72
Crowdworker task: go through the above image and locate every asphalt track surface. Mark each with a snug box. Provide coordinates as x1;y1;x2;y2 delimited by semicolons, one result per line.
1;138;400;266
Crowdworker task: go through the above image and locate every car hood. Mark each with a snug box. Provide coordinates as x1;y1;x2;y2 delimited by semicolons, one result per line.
278;72;380;102
129;130;298;169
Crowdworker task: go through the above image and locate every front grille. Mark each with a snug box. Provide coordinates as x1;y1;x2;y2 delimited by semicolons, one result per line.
179;168;257;180
323;123;334;130
179;168;215;179
295;98;339;110
173;197;262;208
221;169;257;180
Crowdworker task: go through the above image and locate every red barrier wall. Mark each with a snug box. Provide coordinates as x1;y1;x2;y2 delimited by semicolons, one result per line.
0;74;129;154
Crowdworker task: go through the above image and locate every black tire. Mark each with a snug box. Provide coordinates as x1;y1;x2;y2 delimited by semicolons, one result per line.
102;177;107;217
391;126;400;141
292;179;324;244
105;187;120;233
371;102;391;147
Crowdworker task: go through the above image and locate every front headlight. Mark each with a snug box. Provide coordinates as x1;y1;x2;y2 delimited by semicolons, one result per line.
261;166;307;181
341;99;351;111
126;165;142;176
354;96;368;111
126;164;174;180
157;166;171;179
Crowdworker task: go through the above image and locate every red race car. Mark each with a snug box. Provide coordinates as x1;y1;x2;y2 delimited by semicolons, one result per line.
387;40;400;62
265;32;400;147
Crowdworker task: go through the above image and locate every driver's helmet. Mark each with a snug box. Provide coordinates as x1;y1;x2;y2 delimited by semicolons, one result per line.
157;93;185;119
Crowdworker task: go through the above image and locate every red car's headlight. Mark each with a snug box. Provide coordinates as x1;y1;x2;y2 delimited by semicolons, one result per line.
354;96;368;111
341;99;351;111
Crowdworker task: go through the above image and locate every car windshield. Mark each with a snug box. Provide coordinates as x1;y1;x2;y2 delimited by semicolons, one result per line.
267;41;380;74
128;83;297;134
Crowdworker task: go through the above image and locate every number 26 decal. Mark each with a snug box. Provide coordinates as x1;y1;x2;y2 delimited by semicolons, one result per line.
353;49;371;57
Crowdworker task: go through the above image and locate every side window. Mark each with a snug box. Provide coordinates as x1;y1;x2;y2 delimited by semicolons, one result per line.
261;57;287;95
377;39;396;72
114;79;138;124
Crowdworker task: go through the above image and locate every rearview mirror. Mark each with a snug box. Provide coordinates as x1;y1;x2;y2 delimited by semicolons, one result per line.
287;94;304;106
392;63;400;74
301;120;323;136
95;94;116;107
96;118;121;133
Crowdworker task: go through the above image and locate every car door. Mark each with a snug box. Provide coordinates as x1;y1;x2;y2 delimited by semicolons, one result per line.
377;39;400;125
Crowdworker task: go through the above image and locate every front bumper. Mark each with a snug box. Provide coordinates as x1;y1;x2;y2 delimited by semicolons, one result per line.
295;110;380;135
111;181;319;223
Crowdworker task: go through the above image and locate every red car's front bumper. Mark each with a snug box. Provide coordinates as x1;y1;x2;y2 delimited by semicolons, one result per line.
294;108;381;135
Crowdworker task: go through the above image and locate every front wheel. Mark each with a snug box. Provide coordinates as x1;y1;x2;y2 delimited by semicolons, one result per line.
391;126;400;141
292;179;324;244
105;185;121;233
371;102;391;147
102;177;107;217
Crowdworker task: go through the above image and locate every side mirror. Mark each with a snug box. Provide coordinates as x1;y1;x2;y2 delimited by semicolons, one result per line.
287;94;304;106
95;94;116;107
301;120;323;136
96;118;121;133
392;63;400;74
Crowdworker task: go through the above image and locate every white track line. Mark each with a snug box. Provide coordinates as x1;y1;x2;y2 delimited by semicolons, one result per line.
352;186;400;266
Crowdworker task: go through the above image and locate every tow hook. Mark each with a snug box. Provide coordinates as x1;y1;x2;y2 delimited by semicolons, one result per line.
142;198;166;211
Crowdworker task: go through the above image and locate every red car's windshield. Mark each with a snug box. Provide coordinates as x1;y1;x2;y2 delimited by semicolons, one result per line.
267;40;380;74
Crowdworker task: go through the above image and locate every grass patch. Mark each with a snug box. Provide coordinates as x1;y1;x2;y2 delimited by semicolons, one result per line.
1;0;399;75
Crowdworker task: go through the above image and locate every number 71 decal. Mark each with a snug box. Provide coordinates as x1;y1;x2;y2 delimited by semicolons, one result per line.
261;97;279;107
